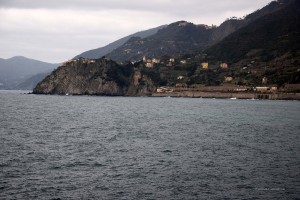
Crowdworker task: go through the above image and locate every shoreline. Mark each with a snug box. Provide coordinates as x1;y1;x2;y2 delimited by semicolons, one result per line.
3;89;299;101
152;91;300;100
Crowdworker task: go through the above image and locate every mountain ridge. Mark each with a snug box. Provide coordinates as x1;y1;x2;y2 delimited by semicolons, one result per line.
105;21;214;62
73;25;167;59
103;0;294;62
0;56;58;89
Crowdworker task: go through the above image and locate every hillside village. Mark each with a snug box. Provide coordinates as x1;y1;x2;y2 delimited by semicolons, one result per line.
33;0;300;100
58;54;300;99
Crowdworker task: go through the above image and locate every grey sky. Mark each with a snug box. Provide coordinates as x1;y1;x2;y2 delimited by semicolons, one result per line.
0;0;273;63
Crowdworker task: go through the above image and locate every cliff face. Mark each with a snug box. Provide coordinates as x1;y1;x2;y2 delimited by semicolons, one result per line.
126;69;156;96
33;58;156;96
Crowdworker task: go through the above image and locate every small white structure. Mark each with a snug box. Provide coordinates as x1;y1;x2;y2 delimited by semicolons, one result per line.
256;86;277;92
146;63;154;68
224;76;233;82
152;58;160;64
262;77;268;84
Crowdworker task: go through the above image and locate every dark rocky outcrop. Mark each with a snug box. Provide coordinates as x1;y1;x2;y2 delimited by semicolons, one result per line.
33;58;156;96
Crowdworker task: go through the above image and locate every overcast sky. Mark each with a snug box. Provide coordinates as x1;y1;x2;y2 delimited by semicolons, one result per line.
0;0;273;63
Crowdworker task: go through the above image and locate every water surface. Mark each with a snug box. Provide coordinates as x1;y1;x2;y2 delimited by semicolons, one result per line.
1;91;299;199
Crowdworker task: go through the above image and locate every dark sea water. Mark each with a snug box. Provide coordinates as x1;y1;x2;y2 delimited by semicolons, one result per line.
0;90;299;200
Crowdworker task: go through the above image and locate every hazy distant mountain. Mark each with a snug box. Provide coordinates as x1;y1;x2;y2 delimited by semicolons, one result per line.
0;56;58;89
15;71;53;90
73;25;167;59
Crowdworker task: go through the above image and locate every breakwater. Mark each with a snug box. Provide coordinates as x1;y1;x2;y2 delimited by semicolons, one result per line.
152;91;300;100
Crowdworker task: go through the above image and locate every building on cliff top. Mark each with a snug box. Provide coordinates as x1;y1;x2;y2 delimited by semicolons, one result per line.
220;63;228;69
201;62;208;69
146;63;154;68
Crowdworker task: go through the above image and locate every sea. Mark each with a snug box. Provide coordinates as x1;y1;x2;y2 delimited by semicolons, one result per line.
0;90;299;200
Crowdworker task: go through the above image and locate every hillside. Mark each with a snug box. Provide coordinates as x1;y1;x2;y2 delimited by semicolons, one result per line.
15;71;53;90
73;25;166;59
103;0;292;62
207;0;300;62
0;56;58;89
106;21;214;62
205;0;300;86
210;0;291;44
34;0;300;97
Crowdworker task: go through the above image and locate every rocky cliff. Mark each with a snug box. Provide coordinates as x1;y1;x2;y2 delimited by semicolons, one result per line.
33;58;156;96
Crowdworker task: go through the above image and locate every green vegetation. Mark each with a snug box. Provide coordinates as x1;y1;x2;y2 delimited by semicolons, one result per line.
107;62;134;86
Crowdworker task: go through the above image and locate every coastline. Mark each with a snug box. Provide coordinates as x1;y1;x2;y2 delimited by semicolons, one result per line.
27;91;300;100
152;91;300;100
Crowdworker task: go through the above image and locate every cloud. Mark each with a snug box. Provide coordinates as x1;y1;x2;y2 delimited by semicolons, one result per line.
0;0;273;62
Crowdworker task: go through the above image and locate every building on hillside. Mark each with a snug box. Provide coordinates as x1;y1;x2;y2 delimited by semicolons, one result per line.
270;86;278;92
152;58;160;64
87;60;95;64
220;63;228;69
262;77;268;84
234;88;248;92
63;59;77;65
180;60;187;64
177;76;184;80
169;58;175;63
256;86;277;93
224;76;233;82
201;62;209;69
146;63;154;68
156;88;164;93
